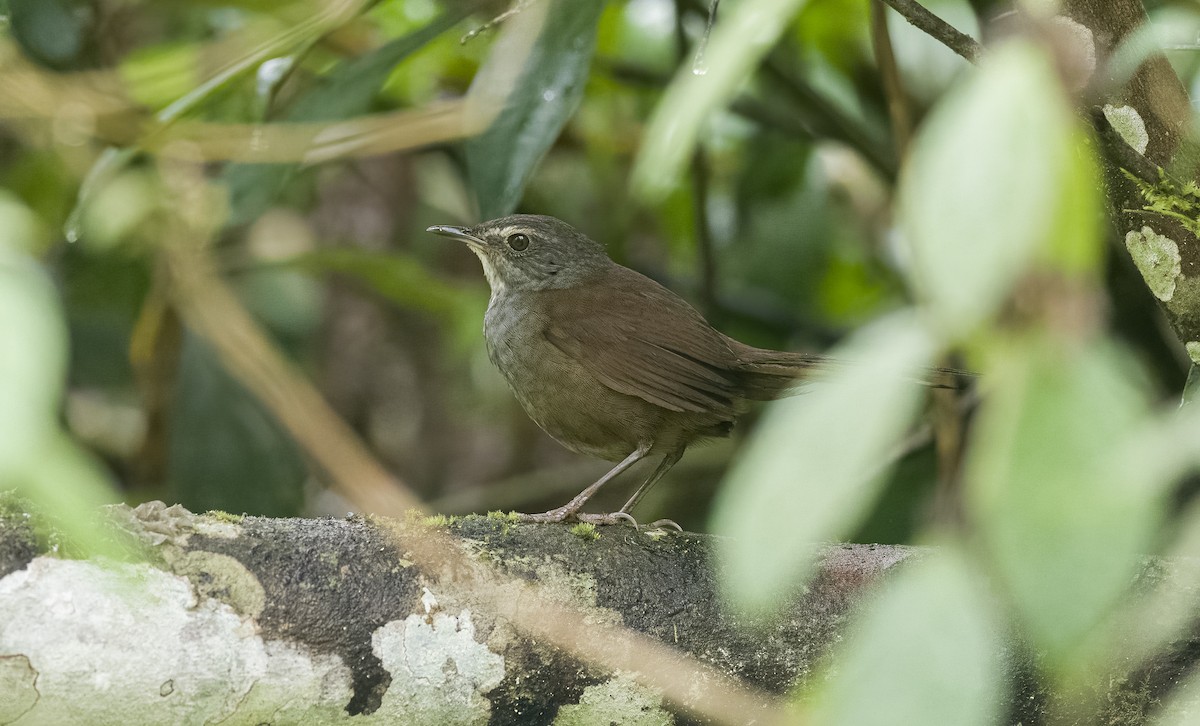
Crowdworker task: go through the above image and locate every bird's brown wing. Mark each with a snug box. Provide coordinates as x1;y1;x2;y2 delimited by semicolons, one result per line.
539;267;742;417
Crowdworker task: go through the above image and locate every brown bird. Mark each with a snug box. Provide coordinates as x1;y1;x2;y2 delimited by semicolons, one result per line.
429;215;909;526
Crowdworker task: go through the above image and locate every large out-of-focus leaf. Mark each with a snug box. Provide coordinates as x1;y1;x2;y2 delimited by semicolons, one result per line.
632;0;812;199
0;247;67;474
465;0;605;220
8;0;89;69
965;336;1160;663
711;313;935;611
0;200;118;554
899;41;1093;338
225;10;470;226
804;547;1004;726
168;335;306;516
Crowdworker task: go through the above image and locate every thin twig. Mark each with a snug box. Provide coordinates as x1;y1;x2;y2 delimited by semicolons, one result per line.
600;58;820;140
691;148;718;313
674;0;719;312
460;0;539;44
872;0;966;510
878;0;983;62
870;0;913;158
760;56;897;179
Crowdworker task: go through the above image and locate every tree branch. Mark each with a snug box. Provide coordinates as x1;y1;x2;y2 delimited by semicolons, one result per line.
877;0;983;62
2;501;1200;723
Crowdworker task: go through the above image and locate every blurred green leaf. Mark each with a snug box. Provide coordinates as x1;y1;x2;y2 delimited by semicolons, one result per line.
711;313;935;610
965;336;1160;663
0;190;48;254
19;431;121;558
804;547;1004;726
795;0;870;74
0;250;67;474
632;0;812;199
466;0;605;220
266;247;477;320
168;335;306;517
224;9;469;226
899;41;1089;338
77;169;162;252
120;42;204;110
1184;363;1199;406
67;0;385;239
8;0;90;69
0;208;118;555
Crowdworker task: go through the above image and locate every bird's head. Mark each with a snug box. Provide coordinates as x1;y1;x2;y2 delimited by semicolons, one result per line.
427;214;610;293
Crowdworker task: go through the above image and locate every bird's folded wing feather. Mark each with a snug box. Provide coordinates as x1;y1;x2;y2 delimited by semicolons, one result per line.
540;271;741;416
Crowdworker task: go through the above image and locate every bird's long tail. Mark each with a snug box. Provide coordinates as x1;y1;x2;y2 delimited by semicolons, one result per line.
725;339;975;401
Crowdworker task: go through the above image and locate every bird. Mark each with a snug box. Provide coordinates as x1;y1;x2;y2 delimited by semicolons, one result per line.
428;214;948;526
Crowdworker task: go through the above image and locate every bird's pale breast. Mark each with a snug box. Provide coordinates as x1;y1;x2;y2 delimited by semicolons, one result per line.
483;290;668;461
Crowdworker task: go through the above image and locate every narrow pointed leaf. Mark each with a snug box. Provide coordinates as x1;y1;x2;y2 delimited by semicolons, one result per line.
465;0;605;219
225;10;469;225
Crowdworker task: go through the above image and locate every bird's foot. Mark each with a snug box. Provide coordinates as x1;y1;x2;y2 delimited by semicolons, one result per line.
575;511;639;527
514;506;577;524
645;518;683;532
513;509;681;532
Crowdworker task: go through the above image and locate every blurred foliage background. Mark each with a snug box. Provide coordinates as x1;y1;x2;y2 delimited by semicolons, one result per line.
0;0;1198;535
10;0;1200;721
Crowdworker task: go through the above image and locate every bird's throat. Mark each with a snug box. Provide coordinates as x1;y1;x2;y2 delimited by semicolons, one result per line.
472;250;507;296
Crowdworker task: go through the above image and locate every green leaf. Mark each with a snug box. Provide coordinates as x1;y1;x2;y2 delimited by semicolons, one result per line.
0;248;67;474
465;0;605;220
965;335;1159;663
804;547;1004;726
0;209;118;555
8;0;89;69
711;313;935;611
168;335;306;517
632;0;813;199
225;10;470;226
899;41;1093;338
67;0;385;238
262;247;479;321
0;190;47;254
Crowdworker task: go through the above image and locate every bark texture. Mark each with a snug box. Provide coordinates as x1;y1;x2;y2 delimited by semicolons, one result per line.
0;499;1199;725
1063;0;1200;353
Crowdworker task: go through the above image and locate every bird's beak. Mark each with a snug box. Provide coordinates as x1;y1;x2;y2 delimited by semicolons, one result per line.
427;225;484;246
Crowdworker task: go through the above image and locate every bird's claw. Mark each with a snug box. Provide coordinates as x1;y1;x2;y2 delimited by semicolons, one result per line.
515;508;573;524
576;511;639;527
514;510;681;533
645;518;683;532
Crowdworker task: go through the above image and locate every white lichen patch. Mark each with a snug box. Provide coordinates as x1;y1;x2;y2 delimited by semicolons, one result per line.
1187;342;1200;365
0;557;355;724
1125;226;1182;301
553;673;673;726
370;610;505;725
422;586;440;614
1103;104;1149;155
0;654;38;721
1050;16;1097;90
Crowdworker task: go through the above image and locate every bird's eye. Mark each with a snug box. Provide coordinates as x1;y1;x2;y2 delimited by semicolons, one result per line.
506;233;530;251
